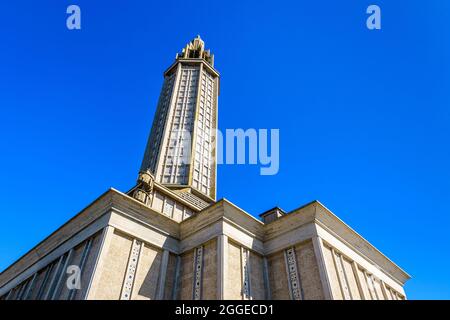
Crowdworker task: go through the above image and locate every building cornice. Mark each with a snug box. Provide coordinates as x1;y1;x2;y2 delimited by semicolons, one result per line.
164;58;220;79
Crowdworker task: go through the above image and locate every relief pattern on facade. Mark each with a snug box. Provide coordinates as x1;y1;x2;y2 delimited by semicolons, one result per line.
120;239;142;300
284;247;302;300
193;246;203;300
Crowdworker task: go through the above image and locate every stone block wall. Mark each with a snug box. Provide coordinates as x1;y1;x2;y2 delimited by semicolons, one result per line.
295;241;324;300
266;240;325;300
267;250;290;299
201;239;217;299
88;229;176;300
179;249;194;299
226;241;243;299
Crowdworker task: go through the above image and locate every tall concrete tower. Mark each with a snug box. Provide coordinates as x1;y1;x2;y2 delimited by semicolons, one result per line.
137;36;219;204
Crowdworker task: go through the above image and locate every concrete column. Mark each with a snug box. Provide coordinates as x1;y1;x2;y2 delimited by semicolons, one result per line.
85;226;115;300
172;255;182;300
351;261;366;300
380;280;390;300
5;289;13;300
262;257;271;300
69;238;93;300
331;248;352;300
43;255;64;300
51;249;74;299
156;249;170;300
217;234;228;299
22;273;37;300
312;236;333;300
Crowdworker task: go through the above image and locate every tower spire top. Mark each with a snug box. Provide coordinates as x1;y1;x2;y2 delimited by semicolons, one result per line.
176;35;214;66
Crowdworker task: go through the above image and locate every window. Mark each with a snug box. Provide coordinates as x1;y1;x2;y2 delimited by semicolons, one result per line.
164;199;174;216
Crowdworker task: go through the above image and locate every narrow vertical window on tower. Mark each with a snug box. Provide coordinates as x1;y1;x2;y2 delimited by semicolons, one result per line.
141;72;177;175
192;70;215;195
161;66;199;185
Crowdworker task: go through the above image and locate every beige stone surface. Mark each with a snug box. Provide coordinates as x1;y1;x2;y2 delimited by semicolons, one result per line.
249;251;265;300
201;239;217;299
38;261;58;299
163;253;177;300
91;230;132;300
322;245;344;299
152;192;164;213
57;231;103;300
28;269;47;299
341;257;361;300
295;241;324;300
179;249;194;300
132;243;162;300
267;250;290;300
373;278;385;299
356;267;371;299
57;242;86;300
226;241;243;299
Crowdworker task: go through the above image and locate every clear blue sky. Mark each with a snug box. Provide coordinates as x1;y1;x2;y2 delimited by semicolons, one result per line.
0;1;449;299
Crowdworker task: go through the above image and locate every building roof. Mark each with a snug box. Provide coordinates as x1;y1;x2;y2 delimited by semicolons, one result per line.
258;206;287;217
172;190;210;210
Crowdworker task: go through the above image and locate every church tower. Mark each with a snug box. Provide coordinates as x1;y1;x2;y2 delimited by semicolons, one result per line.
0;37;410;301
137;36;219;203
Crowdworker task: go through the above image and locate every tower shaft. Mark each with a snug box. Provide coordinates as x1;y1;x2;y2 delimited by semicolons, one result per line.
140;36;219;202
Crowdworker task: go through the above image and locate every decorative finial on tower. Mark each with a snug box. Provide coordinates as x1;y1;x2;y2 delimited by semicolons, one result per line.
177;35;214;67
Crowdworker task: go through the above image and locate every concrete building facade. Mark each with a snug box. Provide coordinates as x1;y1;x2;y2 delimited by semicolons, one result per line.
0;37;410;300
